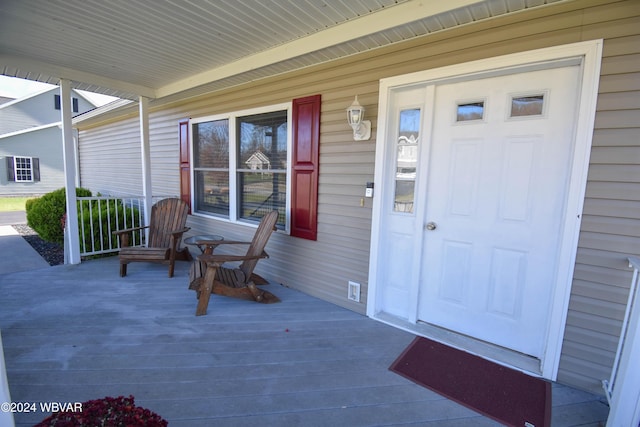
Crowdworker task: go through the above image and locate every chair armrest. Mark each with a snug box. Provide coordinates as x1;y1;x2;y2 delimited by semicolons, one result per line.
112;225;149;236
197;252;267;265
113;225;150;248
196;240;250;246
170;227;190;237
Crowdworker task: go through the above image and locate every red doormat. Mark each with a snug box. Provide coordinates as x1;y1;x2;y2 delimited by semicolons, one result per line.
389;336;551;427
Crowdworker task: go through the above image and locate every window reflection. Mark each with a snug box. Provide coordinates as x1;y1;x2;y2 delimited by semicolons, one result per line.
193;120;229;168
394;108;420;214
191;108;288;228
511;95;544;117
457;101;484;121
237;111;288;170
195;171;229;216
399;108;420;141
193;120;230;216
237;110;288;223
394;181;415;213
396;145;417;178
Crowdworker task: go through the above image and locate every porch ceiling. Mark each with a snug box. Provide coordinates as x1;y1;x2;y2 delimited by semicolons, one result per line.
0;0;566;101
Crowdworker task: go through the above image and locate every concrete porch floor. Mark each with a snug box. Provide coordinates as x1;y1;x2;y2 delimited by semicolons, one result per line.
0;256;609;426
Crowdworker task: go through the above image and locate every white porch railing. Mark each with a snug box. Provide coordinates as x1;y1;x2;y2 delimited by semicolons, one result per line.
75;196;173;257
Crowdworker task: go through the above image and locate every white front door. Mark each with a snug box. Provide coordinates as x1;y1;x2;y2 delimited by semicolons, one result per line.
369;41;602;379
418;66;580;358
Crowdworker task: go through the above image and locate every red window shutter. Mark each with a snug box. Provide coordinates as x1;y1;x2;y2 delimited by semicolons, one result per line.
291;95;320;240
179;119;191;213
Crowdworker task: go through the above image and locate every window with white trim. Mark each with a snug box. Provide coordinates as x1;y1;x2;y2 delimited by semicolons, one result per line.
14;156;34;182
191;104;290;229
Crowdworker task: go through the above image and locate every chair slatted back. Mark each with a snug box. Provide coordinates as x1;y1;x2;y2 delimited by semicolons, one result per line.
239;210;278;281
147;198;190;248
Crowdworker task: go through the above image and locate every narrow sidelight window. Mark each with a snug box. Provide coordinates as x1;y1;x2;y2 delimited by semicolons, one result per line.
394;108;421;213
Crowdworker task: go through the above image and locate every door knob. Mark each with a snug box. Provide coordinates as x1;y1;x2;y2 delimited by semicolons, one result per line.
425;222;437;231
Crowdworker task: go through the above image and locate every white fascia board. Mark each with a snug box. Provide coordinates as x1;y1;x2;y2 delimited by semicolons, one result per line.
0;86;58;110
0;54;156;99
72;98;136;126
156;0;483;98
0;122;61;140
71;89;99;108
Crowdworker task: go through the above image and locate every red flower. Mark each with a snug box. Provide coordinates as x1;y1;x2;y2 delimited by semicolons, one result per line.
35;395;168;427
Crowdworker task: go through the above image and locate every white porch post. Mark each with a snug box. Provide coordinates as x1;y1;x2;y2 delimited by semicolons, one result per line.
139;96;153;226
60;80;81;264
0;330;15;427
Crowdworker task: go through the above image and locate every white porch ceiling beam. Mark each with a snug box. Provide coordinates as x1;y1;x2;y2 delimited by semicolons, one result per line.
156;0;483;98
0;54;156;99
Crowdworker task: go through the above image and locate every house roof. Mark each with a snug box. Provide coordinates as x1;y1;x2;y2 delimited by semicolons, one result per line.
0;0;567;102
0;86;97;111
0;96;14;106
0;86;98;135
246;151;272;166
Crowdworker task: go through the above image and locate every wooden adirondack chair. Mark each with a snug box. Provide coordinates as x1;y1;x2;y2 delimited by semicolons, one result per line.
190;210;280;316
113;198;191;277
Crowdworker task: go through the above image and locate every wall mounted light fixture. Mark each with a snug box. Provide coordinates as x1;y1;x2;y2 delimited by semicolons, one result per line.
346;95;371;141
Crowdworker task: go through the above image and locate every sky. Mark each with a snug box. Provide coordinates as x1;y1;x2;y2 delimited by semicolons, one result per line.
0;75;118;106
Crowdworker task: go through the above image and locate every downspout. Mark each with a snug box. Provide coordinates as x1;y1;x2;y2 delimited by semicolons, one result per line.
139;96;153;230
74;128;80;188
60;80;81;264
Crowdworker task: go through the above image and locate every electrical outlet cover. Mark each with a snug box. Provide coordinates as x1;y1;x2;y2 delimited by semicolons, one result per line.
348;281;361;302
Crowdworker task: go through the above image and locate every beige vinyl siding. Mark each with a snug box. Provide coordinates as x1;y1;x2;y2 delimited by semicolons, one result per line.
558;14;640;393
79;118;142;196
79;112;185;197
76;0;640;394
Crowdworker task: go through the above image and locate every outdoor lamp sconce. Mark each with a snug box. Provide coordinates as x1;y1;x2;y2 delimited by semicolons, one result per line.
346;95;371;141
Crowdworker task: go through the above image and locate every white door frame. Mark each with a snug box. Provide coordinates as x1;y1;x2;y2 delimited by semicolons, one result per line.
367;40;603;380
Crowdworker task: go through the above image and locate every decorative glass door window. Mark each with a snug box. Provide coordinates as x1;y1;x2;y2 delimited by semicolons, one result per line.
510;94;545;117
393;108;421;213
457;101;484;122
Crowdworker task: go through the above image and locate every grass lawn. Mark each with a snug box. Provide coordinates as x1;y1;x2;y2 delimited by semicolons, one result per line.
0;197;30;212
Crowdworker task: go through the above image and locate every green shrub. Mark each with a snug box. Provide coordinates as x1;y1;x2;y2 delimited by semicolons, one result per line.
26;187;92;245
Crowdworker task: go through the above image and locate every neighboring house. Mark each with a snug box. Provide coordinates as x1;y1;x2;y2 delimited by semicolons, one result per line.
70;0;638;400
0;87;96;196
245;151;271;172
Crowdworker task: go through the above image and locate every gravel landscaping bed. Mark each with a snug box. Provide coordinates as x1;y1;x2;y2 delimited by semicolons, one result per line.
12;224;64;266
